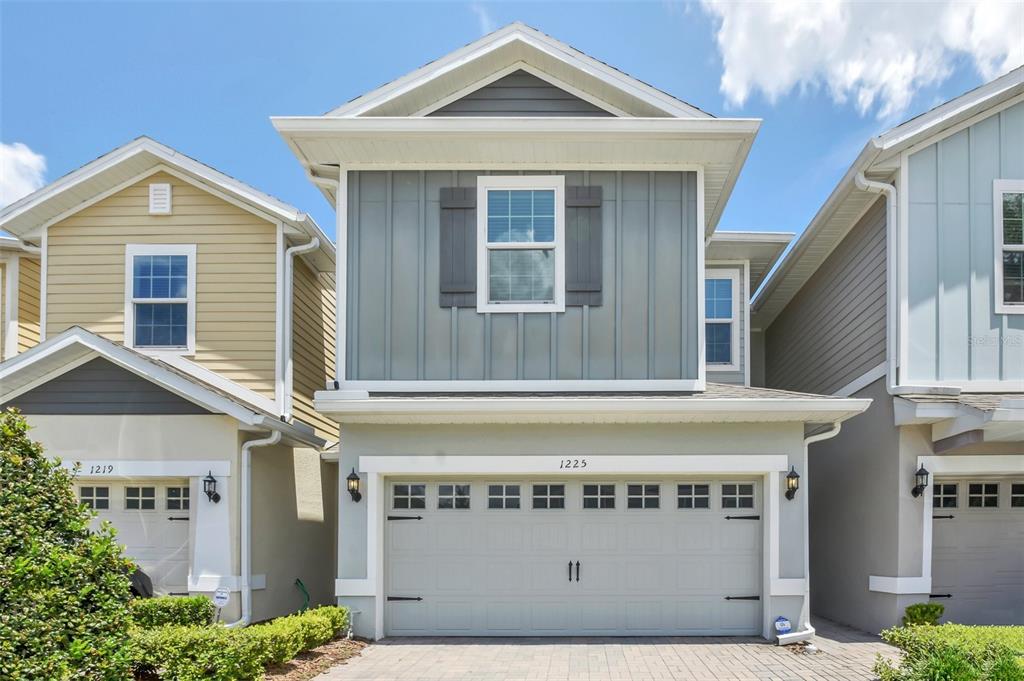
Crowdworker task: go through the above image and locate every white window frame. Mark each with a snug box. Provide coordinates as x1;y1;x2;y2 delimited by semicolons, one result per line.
125;485;156;511
994;179;1024;314
626;483;660;509
437;482;471;510
705;268;740;372
932;482;958;509
391;482;427;510
1011;482;1024;508
581;483;616;509
966;481;999;508
124;244;197;355
78;485;110;510
676;482;712;510
486;483;522;510
721;481;756;510
166;485;190;511
476;175;565;314
531;483;566;509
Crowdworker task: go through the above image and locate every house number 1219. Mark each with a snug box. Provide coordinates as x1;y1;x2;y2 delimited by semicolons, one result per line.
559;458;587;469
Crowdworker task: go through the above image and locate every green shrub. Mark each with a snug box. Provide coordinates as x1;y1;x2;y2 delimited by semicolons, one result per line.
131;595;216;627
876;623;1024;681
309;605;349;636
0;409;135;680
903;602;945;626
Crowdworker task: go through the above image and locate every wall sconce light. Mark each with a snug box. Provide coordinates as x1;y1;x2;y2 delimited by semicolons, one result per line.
203;471;221;503
347;468;362;503
784;466;800;500
911;465;930;498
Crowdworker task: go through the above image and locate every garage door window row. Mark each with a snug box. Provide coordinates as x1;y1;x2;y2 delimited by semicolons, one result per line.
77;485;190;511
931;481;1024;509
391;482;757;511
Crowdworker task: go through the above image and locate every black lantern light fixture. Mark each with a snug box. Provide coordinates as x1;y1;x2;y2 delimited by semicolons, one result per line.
911;465;930;498
346;468;362;502
785;466;800;500
203;471;221;503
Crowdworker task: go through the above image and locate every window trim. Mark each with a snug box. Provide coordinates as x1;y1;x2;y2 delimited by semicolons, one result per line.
476;175;566;314
79;485;110;510
581;482;616;509
486;482;522;510
626;482;661;509
531;483;566;510
966;481;999;509
125;485;157;511
166;485;190;511
1011;482;1024;508
124;244;197;355
994;179;1024;314
720;481;756;510
391;482;427;510
437;482;471;510
932;482;958;509
676;482;712;510
704;268;741;372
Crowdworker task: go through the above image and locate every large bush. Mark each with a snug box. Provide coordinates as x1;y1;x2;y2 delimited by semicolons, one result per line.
876;623;1024;681
0;409;135;679
131;595;215;628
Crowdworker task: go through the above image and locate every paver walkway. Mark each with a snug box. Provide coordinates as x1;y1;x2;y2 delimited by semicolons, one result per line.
317;619;899;681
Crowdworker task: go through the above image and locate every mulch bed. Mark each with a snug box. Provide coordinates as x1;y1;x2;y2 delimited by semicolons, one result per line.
264;637;369;680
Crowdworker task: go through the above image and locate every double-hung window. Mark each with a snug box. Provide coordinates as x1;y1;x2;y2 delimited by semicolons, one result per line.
125;244;196;353
477;176;565;313
705;269;740;371
995;180;1024;313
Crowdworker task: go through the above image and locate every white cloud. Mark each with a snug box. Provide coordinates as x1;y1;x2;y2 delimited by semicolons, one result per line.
699;0;1024;119
470;3;496;36
0;142;46;208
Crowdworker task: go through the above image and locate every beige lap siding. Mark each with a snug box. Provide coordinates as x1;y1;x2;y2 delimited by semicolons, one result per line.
18;257;41;353
292;258;336;440
45;172;279;399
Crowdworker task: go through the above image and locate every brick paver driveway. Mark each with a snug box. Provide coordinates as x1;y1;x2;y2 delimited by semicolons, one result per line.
318;619;898;681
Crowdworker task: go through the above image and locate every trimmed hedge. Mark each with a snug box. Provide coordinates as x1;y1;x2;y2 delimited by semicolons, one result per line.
131;595;216;628
902;602;944;627
131;605;349;680
875;624;1024;681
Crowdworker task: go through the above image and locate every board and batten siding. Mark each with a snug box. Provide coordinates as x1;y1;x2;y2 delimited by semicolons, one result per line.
18;256;41;353
705;263;746;385
428;70;614;117
905;100;1024;385
346;170;700;382
45;172;279;398
765;197;887;395
292;258;337;440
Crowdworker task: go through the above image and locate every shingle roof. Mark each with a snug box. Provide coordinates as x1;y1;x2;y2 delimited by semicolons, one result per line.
369;383;847;401
899;393;1024;412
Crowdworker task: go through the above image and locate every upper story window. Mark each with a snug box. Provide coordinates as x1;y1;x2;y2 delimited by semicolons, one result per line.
124;244;196;354
995;180;1024;313
477;176;565;313
705;270;740;371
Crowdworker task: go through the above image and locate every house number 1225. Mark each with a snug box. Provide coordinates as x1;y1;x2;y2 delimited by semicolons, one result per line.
559;458;587;469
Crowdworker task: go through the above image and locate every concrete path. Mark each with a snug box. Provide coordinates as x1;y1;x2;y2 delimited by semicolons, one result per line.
317;619;898;681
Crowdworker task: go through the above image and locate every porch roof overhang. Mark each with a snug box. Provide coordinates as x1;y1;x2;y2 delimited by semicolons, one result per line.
272;116;760;236
894;393;1024;448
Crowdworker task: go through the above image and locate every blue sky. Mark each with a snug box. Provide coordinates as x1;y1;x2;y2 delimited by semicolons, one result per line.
1;1;1018;240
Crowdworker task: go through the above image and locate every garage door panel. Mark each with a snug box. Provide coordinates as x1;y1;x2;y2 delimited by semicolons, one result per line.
578;602;620;631
435;522;476;552
435;559;480;591
485;521;527;552
530;601;571;631
625;600;665;631
435;601;474;631
719;561;761;592
624;558;670;592
527;559;575;591
389;523;431;551
485;560;529;591
675;521;715;551
485;601;526;631
625;522;668;552
579;521;619;551
530;522;570;551
720;522;760;550
674;557;715;592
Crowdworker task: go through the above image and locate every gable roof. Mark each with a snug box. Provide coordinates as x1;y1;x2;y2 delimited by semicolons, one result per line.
0;137;335;271
0;326;326;448
328;23;711;119
752;66;1024;328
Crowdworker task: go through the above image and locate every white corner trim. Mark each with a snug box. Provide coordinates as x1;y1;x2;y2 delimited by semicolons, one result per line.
834;362;888;397
335;579;375;597
58;459;231;478
3;255;19;360
476;175;566;314
123;243;197;355
275;223;286;413
770;578;807;597
868;576;931;595
39;228;47;340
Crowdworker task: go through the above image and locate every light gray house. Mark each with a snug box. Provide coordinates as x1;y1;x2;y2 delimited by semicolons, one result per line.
275;23;869;640
753;67;1024;633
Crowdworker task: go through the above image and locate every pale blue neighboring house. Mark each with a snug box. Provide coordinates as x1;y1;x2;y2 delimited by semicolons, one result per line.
753;66;1024;634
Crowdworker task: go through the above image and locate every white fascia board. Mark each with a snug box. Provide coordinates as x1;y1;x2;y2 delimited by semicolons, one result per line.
710;231;795;244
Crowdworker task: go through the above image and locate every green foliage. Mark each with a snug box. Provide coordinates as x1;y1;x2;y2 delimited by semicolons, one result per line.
131;595;216;628
0;408;135;680
903;602;946;627
130;606;350;679
876;623;1024;681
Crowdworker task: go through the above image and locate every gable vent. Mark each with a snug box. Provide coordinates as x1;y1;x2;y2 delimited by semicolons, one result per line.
148;183;172;214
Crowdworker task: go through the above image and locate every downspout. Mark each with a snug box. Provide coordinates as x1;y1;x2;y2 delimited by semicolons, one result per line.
225;429;282;628
854;173;898;394
777;420;842;646
282;236;320;419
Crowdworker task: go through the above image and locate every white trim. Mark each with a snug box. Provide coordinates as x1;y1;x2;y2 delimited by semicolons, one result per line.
867;576;931;595
705;267;740;372
833;362;888;397
744;261;751;386
39;228;47;340
696;168;707;381
148;182;172;214
891;91;1024;160
123;243;197;356
274;223;286;412
899;151;910;385
336;378;704;393
59;459;231;478
921;454;1024;476
275;116;758;136
336;171;348;384
335;578;375;597
0;353;97;404
475;175;566;314
994;179;1024;314
360;454;791;475
3;255;19;360
412;61;632;118
899;379;1024;393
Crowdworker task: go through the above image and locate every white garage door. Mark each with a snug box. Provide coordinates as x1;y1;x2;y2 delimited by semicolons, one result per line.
385;477;762;636
78;480;191;594
931;478;1024;624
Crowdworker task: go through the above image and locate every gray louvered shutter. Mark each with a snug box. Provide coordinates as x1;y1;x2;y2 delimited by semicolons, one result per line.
439;187;477;307
565;186;603;306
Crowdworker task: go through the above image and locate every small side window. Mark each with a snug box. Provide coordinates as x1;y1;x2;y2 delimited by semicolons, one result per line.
126;486;156;510
488;484;521;509
393;483;426;510
994;180;1024;313
932;483;957;509
967;482;999;508
721;483;754;509
532;484;565;509
677;483;711;509
79;486;110;510
438;483;470;510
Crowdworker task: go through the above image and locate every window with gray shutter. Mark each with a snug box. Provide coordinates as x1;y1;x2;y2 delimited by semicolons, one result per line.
565;186;602;306
439;187;477;307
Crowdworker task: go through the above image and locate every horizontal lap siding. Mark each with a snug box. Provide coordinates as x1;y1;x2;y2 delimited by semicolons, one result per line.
18;257;40;352
292;258;337;440
765;198;887;395
428;70;614;117
46;172;278;398
346;170;699;382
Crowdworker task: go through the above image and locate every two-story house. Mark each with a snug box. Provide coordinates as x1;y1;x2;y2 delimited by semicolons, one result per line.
753;67;1024;633
0;138;339;624
275;23;869;641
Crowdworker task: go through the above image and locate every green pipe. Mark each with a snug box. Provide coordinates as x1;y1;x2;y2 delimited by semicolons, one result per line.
294;578;310;612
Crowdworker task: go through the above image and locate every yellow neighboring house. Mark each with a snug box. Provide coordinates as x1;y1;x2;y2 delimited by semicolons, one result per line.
0;137;338;624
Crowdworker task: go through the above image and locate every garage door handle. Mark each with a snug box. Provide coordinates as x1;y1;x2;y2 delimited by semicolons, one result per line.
387;596;423;602
932;515;954;519
575;561;580;582
387;515;423;521
725;515;760;520
167;516;189;521
929;593;952;599
724;595;760;601
568;561;573;582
